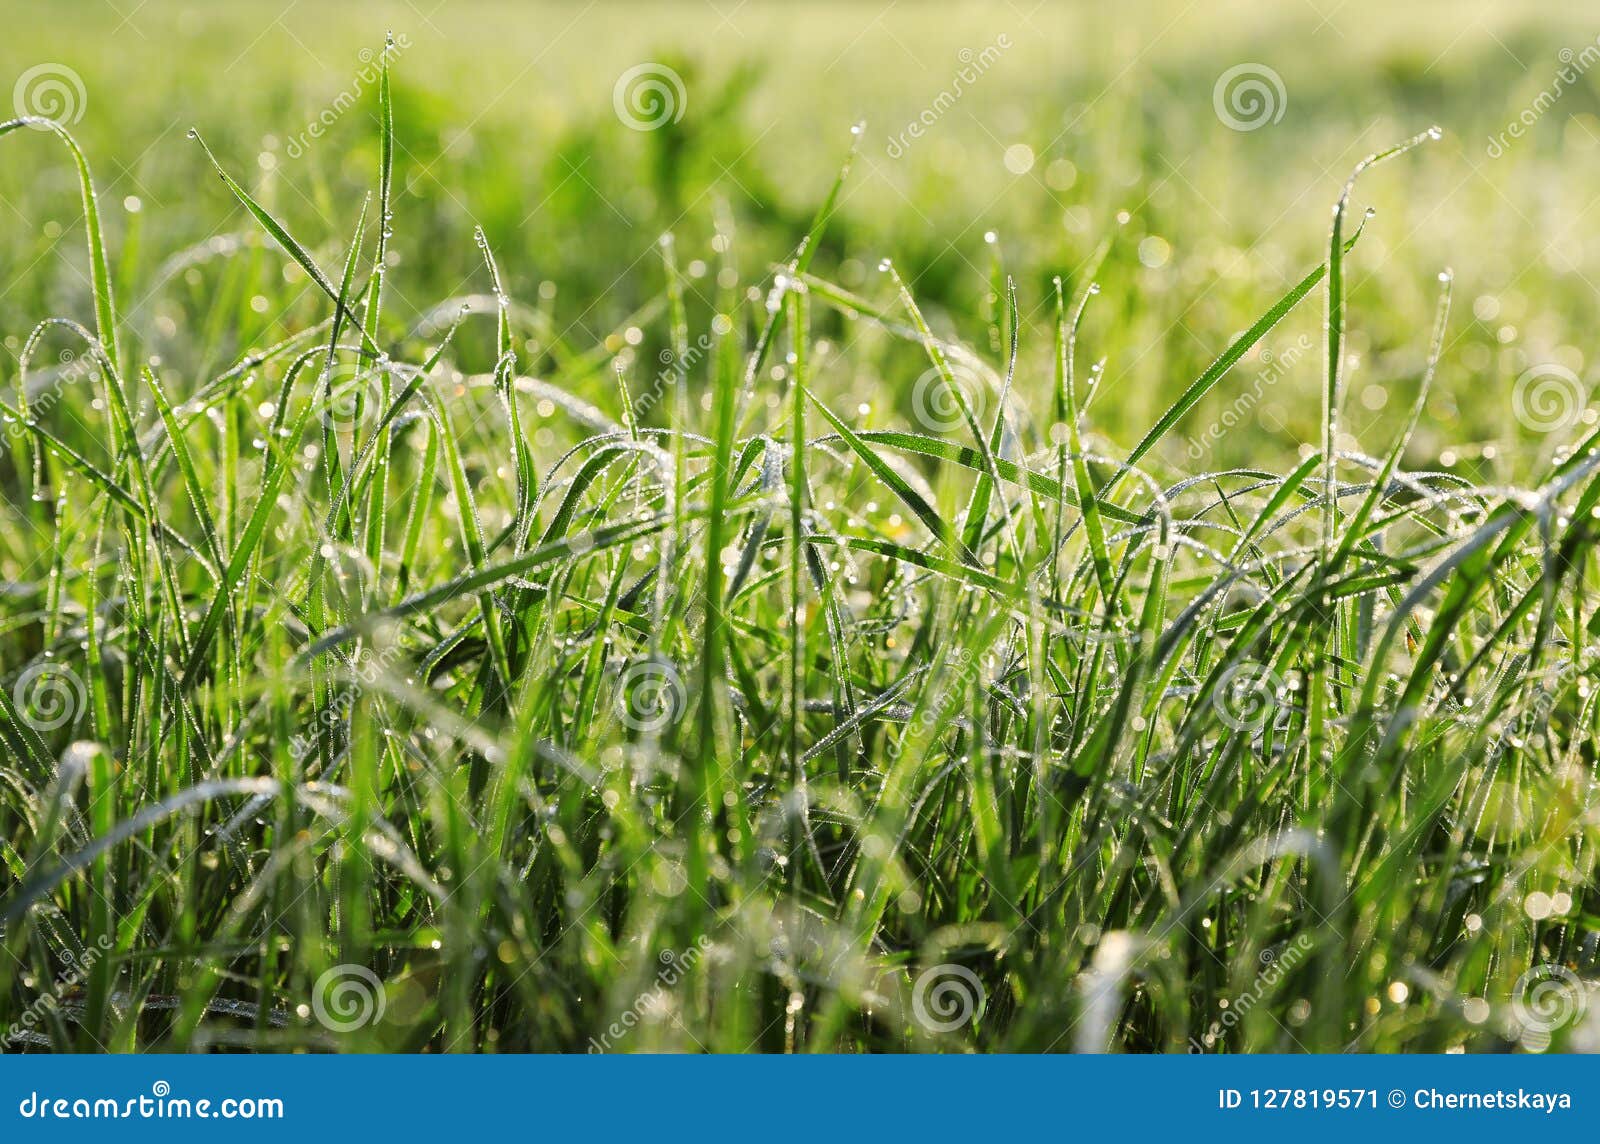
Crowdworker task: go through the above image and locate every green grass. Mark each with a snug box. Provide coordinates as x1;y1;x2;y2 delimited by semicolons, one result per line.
3;1;1600;1053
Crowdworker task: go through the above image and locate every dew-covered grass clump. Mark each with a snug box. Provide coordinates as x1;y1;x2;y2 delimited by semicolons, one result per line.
3;3;1599;1053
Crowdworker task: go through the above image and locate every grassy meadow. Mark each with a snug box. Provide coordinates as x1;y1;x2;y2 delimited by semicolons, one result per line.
3;0;1600;1052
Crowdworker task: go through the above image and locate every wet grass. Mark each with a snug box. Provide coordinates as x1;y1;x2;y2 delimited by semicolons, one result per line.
2;8;1600;1053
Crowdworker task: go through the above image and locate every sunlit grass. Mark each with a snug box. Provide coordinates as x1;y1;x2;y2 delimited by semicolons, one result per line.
2;17;1599;1054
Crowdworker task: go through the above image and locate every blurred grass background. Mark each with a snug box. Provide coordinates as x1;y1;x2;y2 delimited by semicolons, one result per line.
3;0;1599;475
